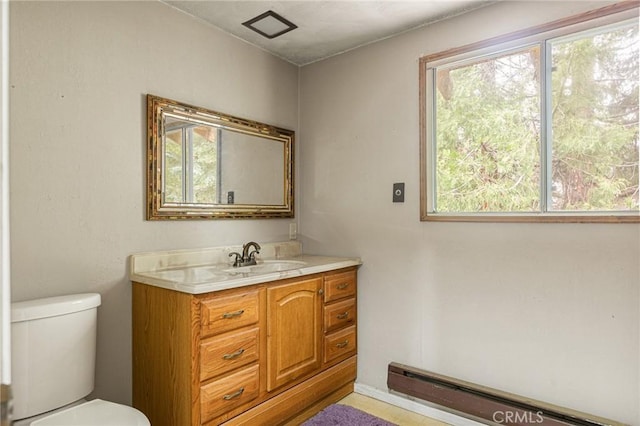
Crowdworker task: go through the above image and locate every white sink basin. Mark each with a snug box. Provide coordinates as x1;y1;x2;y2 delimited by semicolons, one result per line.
225;260;307;274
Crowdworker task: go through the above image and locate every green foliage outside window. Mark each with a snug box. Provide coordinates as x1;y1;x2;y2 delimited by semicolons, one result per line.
431;19;639;216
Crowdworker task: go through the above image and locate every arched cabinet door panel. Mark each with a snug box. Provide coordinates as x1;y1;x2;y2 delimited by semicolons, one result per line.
266;277;322;392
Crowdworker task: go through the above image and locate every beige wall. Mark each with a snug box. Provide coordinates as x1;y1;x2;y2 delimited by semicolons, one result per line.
299;1;639;424
220;131;286;205
9;1;298;404
8;0;640;424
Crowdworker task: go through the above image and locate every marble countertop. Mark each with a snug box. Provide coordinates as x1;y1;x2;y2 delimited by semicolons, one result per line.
129;241;361;294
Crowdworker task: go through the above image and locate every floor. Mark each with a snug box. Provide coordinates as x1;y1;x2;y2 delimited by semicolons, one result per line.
338;393;450;425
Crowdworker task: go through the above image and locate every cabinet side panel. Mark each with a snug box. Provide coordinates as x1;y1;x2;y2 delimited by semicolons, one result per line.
132;283;199;426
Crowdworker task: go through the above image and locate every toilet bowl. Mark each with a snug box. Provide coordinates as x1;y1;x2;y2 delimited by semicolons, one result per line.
11;293;149;426
12;399;149;426
13;399;149;426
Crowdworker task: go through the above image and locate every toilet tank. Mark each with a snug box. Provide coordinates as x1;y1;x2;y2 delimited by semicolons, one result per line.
11;293;102;421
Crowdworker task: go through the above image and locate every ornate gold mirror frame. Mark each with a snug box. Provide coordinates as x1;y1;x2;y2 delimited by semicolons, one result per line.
147;94;294;220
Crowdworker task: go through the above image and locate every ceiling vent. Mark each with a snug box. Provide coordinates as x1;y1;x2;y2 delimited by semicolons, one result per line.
242;10;297;39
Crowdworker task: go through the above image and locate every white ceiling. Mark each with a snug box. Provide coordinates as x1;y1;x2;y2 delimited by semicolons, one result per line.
163;1;493;66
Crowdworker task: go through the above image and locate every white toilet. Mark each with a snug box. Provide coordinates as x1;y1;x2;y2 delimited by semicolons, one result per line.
10;293;150;426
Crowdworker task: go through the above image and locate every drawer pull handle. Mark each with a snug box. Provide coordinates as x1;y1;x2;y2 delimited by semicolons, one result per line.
222;349;245;360
336;282;349;290
223;387;245;400
222;309;244;319
336;340;349;349
337;312;349;320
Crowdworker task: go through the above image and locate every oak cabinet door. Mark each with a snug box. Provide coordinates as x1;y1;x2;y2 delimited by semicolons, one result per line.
266;277;322;391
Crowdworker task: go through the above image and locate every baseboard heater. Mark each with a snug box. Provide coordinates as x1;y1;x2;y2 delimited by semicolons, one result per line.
387;363;626;426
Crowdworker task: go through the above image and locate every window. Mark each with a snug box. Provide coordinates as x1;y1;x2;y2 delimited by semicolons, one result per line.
420;3;639;222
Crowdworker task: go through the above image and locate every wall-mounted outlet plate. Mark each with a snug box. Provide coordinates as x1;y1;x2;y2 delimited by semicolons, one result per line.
393;183;405;203
289;222;297;240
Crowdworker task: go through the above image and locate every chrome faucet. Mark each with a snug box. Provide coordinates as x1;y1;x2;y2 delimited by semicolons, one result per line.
229;241;261;267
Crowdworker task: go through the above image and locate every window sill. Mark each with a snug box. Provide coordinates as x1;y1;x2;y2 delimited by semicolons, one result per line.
421;212;640;223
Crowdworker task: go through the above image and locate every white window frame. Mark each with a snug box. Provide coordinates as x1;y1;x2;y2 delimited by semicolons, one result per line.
419;2;640;223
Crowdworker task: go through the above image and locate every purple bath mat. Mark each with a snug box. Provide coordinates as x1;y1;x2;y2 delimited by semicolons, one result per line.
302;404;398;426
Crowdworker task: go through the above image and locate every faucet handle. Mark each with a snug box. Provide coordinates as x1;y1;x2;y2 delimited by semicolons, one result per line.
229;252;242;267
248;249;260;261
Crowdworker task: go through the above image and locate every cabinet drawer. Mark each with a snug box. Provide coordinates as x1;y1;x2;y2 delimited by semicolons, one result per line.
324;298;356;333
324;270;356;303
200;364;259;423
200;327;259;381
201;289;259;337
324;325;356;364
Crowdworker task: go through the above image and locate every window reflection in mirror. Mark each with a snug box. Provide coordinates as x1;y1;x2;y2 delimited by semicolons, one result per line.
164;116;220;205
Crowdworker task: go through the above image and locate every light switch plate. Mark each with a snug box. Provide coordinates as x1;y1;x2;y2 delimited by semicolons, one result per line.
393;183;405;203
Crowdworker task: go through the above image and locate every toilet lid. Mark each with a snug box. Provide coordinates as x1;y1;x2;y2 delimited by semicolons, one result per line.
31;399;150;426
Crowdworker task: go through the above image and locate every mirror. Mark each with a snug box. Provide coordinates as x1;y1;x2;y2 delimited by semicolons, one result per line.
147;94;294;219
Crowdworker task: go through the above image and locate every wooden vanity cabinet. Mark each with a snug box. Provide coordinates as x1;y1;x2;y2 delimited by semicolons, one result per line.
132;267;357;426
